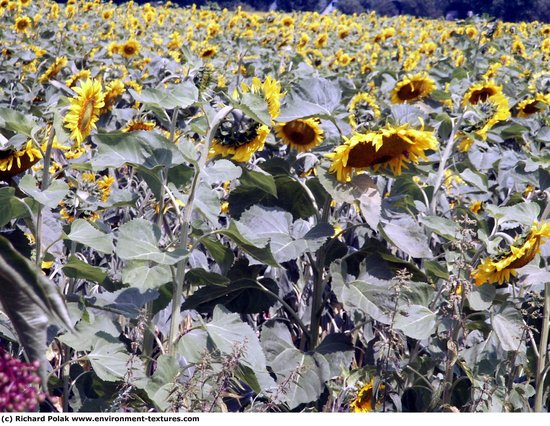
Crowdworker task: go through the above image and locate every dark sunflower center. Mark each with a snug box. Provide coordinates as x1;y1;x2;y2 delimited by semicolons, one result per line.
124;45;136;55
469;88;497;104
283;121;316;146
398;81;425;100
215;111;260;148
346;134;409;168
522;101;541;115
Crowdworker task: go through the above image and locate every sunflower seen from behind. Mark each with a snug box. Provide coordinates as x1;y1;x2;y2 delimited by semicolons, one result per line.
64;78;105;146
0;141;42;181
326;123;438;182
275;117;324;153
348;92;380;131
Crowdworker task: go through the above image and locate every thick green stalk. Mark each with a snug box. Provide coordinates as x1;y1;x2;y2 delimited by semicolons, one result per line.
167;106;233;354
535;282;550;412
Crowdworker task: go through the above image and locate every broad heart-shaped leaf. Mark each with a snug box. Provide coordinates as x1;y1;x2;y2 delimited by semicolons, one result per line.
18;175;69;209
181;277;278;314
66;219;114;254
203;159;242;185
277;77;342;121
0;107;35;136
419;216;460;240
238;92;272;126
116;218;187;265
200;237;234;275
394;305;436;340
57;314;121;352
84;288;158;319
467;283;496;311
228;168;277;219
0;187;28;226
62;255;112;288
129;81;198;110
381;216;434;259
491;303;526;352
317;165;381;229
194;180;222;226
86;338;143;382
186;268;230;287
143;355;180;411
0;236;72;384
204;306;276;395
122;261;172;291
216;221;279;267
484;202;540;228
91;131;184;170
235;206;309;263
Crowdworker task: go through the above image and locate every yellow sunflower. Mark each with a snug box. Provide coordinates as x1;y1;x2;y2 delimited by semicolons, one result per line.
121;39;140;58
348;92;380;129
64;79;105;146
472;222;550;286
326;123;438;182
38;56;67;84
390;73;436;104
0;141;42;181
462;95;510;140
14;16;32;33
275;118;324;152
123;119;156;132
516;93;550;117
462;81;504;106
242;76;283;119
65;69;91;88
199;44;218;60
209;110;269;163
350;379;384;412
101;79;125;114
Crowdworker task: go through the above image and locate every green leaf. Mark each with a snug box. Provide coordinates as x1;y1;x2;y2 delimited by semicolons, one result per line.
143;355;180;411
467;283;496;311
235;206;308;263
318;165;381;229
0;236;72;383
491;304;525;352
278;77;342;121
92;131;184;170
0;107;35;136
86;288;158;319
116;218;187;265
19;175;69;209
200;237;234;275
203;159;242;185
391;105;424;126
459;168;489;192
419;216;460;240
394;305;436;340
336;279;392;324
63;255;109;286
484;202;540;227
239;92;271;126
86;339;136;382
217;221;279;267
130;82;198;110
181;278;277;314
121;261;172;291
0;187;28;226
205;306;276;394
187;268;230;287
381;216;434;259
228;168;277;219
66;219;114;254
194;181;222;225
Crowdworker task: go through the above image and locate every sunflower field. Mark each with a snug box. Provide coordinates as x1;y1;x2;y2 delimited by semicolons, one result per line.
1;0;550;414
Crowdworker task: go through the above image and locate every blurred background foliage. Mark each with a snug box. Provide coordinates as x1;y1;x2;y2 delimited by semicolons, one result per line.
129;0;550;22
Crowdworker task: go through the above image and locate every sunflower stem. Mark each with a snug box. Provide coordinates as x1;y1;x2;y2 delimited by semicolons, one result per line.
167;105;234;355
535;281;550;412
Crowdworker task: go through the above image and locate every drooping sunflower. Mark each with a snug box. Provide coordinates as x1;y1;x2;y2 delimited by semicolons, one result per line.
123;119;156;132
101;79;125;114
472;222;550;286
516;93;550;117
350;380;384;413
390;73;436;104
275;118;324;152
64;79;105;146
0;141;42;181
120;39;140;58
209;110;269;163
65;69;91;88
38;56;67;84
348;92;380;129
326;123;438;182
